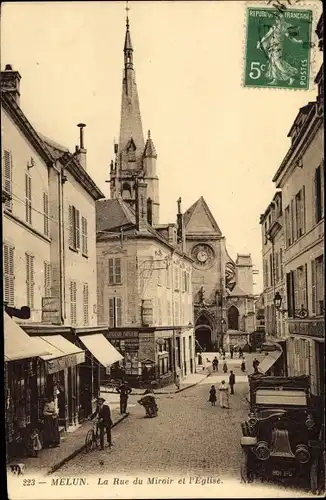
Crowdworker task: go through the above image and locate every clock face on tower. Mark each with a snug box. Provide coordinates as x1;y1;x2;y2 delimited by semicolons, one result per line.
191;244;215;269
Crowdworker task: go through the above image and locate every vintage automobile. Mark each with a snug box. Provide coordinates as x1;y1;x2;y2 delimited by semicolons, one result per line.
240;374;324;493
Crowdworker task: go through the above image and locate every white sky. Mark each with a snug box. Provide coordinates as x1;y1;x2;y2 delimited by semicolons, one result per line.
1;1;322;293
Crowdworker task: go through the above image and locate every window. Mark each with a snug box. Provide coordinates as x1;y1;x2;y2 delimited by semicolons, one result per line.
286;271;295;317
275;252;279;283
69;205;80;250
295;187;305;239
43;192;49;236
25;173;32;224
3;150;12;211
4;243;14;306
83;283;89;326
291;199;296;244
109;297;122;327
26;253;34;308
284;205;291;247
70;281;77;325
108;258;122;285
44;261;51;297
312;255;324;315
297;265;307;310
81;216;88;256
269;253;273;287
315;163;324;223
280;248;284;279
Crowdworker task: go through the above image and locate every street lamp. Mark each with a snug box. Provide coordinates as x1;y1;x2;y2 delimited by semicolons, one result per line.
273;292;283;311
273;292;308;319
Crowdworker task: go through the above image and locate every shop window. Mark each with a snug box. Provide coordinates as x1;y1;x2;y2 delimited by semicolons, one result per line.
4;243;15;306
108;258;122;285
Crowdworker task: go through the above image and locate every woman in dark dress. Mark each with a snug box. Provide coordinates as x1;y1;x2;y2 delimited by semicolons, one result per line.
209;385;217;406
43;396;60;448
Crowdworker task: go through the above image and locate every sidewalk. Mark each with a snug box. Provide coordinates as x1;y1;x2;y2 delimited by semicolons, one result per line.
7;407;129;476
101;371;210;396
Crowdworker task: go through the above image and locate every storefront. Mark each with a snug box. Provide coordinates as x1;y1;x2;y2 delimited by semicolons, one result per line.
4;313;52;458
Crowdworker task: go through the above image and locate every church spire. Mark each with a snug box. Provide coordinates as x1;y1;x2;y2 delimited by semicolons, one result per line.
118;2;145;166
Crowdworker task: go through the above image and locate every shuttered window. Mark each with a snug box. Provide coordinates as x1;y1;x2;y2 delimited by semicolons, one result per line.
108;297;122;327
70;281;77;325
43;192;49;236
108;258;122;285
295;187;306;239
68;205;80;250
25;173;32;224
285;205;291;247
44;261;51;297
291;199;296;244
315;165;324;223
4;243;14;306
280;248;283;279
26;253;34;308
167;300;172;324
311;259;316;314
315;255;324;316
83;283;89;326
3;150;12;211
81;216;88;256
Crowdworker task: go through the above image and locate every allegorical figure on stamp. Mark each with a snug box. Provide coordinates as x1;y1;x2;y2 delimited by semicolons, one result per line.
257;12;303;85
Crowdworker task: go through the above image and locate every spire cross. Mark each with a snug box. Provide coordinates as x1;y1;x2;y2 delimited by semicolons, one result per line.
125;1;130;27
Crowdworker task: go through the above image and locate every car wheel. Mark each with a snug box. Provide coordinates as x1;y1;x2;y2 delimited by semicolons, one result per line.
310;458;318;494
240;448;249;483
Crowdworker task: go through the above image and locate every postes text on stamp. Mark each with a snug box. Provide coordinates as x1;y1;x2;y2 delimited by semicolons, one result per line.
244;7;313;90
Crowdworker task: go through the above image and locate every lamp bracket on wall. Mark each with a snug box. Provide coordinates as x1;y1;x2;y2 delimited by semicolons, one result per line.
27;157;35;169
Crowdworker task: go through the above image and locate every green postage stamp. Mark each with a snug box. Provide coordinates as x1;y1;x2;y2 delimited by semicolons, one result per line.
244;6;313;90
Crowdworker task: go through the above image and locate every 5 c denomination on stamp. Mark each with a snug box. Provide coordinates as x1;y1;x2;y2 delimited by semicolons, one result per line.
244;6;313;90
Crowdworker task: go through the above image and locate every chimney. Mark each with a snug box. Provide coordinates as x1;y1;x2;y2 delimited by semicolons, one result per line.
176;197;186;252
77;123;87;170
135;180;148;231
1;64;21;105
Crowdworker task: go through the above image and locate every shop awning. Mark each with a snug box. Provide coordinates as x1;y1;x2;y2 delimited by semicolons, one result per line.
37;335;85;374
4;313;52;361
258;350;282;375
79;334;123;367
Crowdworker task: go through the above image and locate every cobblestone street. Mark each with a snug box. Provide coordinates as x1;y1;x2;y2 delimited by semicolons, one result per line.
57;369;250;480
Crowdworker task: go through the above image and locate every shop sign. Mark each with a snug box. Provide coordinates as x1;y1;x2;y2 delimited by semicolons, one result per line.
42;297;60;324
108;330;139;339
288;319;324;339
45;352;85;375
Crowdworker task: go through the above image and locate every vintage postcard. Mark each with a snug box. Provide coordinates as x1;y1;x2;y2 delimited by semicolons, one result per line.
1;0;324;499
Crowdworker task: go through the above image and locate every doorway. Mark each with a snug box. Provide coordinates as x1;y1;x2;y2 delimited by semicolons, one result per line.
227;306;239;331
195;313;213;351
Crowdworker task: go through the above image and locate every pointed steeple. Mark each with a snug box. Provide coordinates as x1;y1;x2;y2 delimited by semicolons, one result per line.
144;130;157;159
118;8;145;169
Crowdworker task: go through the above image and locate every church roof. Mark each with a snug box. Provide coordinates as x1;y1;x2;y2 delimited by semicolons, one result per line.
96;198;135;232
143;130;157;158
228;284;248;297
184;196;222;235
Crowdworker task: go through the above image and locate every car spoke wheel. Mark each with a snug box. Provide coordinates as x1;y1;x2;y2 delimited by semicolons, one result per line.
310;458;318;494
85;430;94;453
240;448;249;483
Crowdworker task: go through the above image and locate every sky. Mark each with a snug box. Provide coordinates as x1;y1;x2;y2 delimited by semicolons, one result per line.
1;1;322;293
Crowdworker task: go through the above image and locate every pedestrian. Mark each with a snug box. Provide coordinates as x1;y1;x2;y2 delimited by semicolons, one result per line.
252;357;260;374
175;374;180;390
229;370;235;395
223;359;228;374
90;397;113;450
208;385;217;406
43;396;60;448
212;356;219;372
116;379;132;414
230;346;234;359
238;348;243;359
198;353;203;365
241;358;246;373
218;380;230;409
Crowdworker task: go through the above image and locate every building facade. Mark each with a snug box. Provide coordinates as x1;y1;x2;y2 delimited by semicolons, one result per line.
2;65;120;457
272;17;324;397
97;15;195;385
183;196;256;351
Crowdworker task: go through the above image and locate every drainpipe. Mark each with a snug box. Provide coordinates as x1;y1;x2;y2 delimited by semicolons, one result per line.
170;250;177;381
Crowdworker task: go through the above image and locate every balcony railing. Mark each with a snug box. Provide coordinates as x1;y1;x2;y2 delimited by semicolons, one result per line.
287;317;324;339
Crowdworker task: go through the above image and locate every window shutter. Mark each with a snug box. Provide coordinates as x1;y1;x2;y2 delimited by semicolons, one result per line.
26;254;34;308
43;192;49;236
83;283;89;326
280;249;283;279
69;205;74;247
109;298;114;327
293;269;299;312
4;244;15;306
108;259;114;284
44;262;51;297
116;298;122;326
4;150;12;211
81;216;88;255
311;260;316;314
301;186;306;235
115;258;121;284
303;263;308;310
70;281;77;325
291;199;296;243
75;209;80;249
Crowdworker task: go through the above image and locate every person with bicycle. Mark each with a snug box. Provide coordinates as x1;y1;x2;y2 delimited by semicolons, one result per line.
90;397;112;450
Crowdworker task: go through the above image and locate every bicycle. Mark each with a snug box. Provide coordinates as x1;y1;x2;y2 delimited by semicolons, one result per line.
85;420;99;453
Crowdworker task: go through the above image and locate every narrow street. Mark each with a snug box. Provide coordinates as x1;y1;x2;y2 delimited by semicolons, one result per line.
56;355;251;479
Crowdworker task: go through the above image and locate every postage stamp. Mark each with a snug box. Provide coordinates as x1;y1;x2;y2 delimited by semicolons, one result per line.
244;6;314;90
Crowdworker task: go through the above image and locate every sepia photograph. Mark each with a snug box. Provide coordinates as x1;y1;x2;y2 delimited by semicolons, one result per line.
1;0;324;498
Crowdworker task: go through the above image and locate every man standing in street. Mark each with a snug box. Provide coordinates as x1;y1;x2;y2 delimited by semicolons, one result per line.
229;370;235;395
212;356;219;372
91;397;112;450
116;380;132;414
230;346;234;359
252;357;260;374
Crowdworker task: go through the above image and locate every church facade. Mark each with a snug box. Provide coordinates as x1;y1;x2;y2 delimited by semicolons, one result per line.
184;197;256;351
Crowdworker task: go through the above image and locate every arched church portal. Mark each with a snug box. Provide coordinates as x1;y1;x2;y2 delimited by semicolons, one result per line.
227;305;239;331
195;313;213;351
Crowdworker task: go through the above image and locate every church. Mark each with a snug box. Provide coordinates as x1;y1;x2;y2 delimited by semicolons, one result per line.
183;196;257;351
